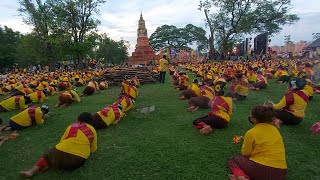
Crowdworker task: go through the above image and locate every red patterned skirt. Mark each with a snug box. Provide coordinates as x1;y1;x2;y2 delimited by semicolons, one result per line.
59;94;73;105
92;113;108;129
44;147;86;170
189;96;210;109
228;156;286;180
82;86;95;95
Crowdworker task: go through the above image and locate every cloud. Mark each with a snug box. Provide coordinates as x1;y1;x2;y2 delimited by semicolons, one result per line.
98;0;205;53
1;0;320;54
270;13;320;45
0;18;32;34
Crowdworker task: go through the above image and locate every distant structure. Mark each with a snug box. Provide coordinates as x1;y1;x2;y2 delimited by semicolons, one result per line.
271;41;308;54
128;12;159;65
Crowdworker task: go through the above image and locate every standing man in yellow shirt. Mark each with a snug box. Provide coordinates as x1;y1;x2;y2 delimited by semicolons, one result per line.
20;112;97;178
158;55;169;83
228;105;287;180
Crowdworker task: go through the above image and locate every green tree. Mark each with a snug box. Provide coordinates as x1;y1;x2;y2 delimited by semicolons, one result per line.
199;0;299;55
0;26;21;68
95;34;129;65
19;0;56;65
15;33;44;67
199;0;216;59
150;24;208;53
52;0;106;63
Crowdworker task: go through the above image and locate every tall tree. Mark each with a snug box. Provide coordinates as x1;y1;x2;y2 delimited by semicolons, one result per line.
15;33;44;67
199;0;216;59
95;34;129;65
0;26;21;68
200;0;299;55
52;0;106;62
150;24;208;53
19;0;56;65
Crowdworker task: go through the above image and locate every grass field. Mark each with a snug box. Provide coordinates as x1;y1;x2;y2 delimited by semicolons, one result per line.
0;73;320;180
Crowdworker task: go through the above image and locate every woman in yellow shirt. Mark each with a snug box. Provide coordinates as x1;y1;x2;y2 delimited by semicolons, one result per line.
268;78;309;128
228;105;287;180
20;112;97;178
193;82;232;134
0;105;49;131
55;89;81;108
179;79;201;100
187;81;215;112
227;72;249;100
91;104;125;129
81;80;100;97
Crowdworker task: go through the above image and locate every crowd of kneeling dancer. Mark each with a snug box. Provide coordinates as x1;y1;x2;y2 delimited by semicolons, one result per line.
1;59;320;179
0;70;139;178
169;59;320;180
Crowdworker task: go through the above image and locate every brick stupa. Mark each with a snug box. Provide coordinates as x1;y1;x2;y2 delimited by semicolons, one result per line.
128;13;159;65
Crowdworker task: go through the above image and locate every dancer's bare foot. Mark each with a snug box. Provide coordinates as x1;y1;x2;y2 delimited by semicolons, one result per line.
229;174;237;180
200;125;213;134
237;176;249;180
186;106;194;112
190;106;199;112
19;171;34;178
273;118;282;129
179;96;186;100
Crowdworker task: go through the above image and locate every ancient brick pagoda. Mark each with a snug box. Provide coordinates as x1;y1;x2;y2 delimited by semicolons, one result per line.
128;13;159;65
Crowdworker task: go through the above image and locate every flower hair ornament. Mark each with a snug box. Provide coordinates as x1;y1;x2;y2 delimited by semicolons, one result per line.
215;84;221;92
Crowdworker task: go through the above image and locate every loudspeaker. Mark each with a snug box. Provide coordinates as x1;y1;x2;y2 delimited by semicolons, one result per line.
254;33;268;54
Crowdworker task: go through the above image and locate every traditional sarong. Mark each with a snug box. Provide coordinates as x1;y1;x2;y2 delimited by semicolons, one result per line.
228;156;286;180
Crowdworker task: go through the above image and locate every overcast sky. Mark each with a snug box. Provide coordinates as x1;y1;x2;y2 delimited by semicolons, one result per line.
0;0;319;53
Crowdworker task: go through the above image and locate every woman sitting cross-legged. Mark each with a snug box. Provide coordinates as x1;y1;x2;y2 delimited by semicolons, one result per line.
192;82;232;134
228;105;287;180
19;112;97;178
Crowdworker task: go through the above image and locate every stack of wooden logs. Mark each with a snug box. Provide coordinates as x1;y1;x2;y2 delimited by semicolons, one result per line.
103;67;159;85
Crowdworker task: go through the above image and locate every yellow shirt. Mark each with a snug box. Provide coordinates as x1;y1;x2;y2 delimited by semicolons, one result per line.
30;91;47;103
188;83;201;96
11;107;44;127
234;80;249;96
121;80;130;94
97;106;125;126
88;81;99;91
37;81;49;90
200;85;215;100
304;79;314;97
0;96;28;111
127;85;138;99
55;123;97;159
242;123;287;169
62;90;81;102
273;90;308;118
15;84;29;91
158;58;169;72
114;96;134;112
210;96;233;122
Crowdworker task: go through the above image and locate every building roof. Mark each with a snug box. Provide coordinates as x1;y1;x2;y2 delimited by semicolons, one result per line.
307;38;320;48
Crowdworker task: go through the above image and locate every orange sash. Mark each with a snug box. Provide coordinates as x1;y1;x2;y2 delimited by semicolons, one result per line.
28;106;37;124
284;90;308;112
101;105;121;120
210;96;230;114
15;96;21;107
65;122;94;143
37;90;42;101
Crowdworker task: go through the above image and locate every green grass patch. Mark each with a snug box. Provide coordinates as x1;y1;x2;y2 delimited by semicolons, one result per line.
0;75;319;179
